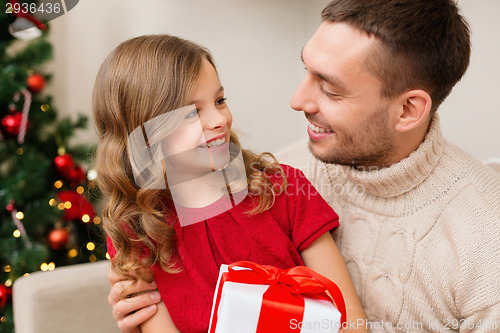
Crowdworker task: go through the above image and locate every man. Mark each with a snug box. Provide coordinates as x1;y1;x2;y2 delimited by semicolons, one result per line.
108;0;500;331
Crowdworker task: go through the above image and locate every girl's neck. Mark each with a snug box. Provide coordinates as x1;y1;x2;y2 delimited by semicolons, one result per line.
169;171;227;208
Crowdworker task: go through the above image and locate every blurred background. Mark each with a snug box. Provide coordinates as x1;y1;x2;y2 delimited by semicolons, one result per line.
48;0;500;160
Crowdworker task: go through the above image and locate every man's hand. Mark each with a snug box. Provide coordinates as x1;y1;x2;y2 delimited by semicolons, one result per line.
108;268;162;333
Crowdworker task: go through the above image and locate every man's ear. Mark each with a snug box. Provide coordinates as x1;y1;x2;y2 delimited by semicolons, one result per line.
394;90;432;133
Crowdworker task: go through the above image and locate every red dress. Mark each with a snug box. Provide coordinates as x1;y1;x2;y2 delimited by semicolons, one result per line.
108;165;339;332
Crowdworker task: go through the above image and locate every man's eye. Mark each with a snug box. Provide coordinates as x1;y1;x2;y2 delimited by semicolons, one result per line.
216;97;227;106
184;109;199;119
321;86;342;99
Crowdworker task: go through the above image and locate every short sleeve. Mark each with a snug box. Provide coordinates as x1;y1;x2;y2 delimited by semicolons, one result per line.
270;164;340;252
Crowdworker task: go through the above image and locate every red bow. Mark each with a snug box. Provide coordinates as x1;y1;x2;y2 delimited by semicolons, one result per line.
210;261;347;332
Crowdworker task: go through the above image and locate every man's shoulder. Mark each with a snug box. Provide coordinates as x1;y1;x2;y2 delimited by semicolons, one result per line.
274;138;311;165
440;140;500;214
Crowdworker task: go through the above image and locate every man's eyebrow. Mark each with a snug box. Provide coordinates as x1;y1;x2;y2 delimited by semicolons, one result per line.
300;48;348;93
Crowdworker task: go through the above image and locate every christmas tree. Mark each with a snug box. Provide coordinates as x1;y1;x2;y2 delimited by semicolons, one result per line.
0;2;105;331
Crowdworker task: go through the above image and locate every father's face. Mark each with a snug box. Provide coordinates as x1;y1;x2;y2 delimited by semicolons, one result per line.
291;22;398;168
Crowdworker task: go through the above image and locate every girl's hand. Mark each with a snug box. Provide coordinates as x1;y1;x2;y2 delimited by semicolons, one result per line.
107;268;161;333
300;232;368;333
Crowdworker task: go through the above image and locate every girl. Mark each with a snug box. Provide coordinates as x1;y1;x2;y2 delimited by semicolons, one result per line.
93;35;366;333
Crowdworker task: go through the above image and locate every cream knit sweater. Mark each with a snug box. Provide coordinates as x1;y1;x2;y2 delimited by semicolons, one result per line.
276;116;500;332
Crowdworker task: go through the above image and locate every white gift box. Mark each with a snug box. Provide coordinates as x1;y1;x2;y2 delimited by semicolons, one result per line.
208;264;343;333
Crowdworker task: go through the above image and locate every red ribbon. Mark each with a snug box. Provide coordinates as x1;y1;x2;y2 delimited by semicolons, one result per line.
8;0;48;31
210;261;347;332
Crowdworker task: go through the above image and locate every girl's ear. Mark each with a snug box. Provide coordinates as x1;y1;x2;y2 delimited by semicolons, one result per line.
394;89;432;133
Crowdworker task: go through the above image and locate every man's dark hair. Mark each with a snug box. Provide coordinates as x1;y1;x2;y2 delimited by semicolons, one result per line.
322;0;471;113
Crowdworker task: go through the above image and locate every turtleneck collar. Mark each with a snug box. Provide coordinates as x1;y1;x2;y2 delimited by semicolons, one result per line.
340;114;444;198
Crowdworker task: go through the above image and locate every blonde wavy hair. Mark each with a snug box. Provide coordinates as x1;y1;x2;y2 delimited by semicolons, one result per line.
93;35;286;282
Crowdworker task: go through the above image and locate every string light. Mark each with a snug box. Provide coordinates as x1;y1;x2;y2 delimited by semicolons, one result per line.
63;201;72;209
16;147;23;155
87;169;97;181
93;216;101;224
86;242;95;251
40;263;48;271
1;316;6;323
57;202;65;210
76;186;85;194
54;180;63;189
5;279;12;287
13;229;21;238
49;198;57;206
23;273;30;277
3;265;11;272
15;211;24;220
105;252;111;260
68;249;78;258
89;254;97;262
47;262;56;271
41;104;49;112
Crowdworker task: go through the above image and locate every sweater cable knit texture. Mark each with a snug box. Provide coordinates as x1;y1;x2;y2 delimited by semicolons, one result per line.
276;115;500;332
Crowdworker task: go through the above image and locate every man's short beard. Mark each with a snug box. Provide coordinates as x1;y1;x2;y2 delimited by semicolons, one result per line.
310;107;395;169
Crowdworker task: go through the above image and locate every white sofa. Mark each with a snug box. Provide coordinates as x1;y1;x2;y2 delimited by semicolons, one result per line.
13;260;119;333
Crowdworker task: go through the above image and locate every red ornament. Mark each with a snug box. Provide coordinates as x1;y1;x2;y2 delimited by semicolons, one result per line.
0;112;26;138
54;154;75;175
66;165;86;184
57;190;95;221
0;284;11;309
47;227;70;250
26;74;45;93
6;202;15;213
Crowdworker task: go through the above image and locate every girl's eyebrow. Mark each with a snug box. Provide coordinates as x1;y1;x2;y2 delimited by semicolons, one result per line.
189;86;224;105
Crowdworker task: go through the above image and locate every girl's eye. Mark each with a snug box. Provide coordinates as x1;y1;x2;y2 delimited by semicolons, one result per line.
215;97;227;106
184;108;199;119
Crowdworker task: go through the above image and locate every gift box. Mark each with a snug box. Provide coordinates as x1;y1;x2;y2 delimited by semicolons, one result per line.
208;261;346;333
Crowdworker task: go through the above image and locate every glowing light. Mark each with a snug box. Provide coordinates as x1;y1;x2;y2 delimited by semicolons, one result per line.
58;147;66;156
15;211;24;219
64;201;72;209
89;254;97;262
49;198;57;206
87;169;97;181
47;262;56;271
23;273;30;277
40;263;48;271
16;147;23;155
13;229;21;238
41;104;50;112
5;279;12;287
68;249;78;258
57;203;65;210
3;265;11;273
1;316;6;323
86;242;95;251
93;216;101;224
76;186;85;194
105;252;111;260
54;180;63;189
82;214;90;223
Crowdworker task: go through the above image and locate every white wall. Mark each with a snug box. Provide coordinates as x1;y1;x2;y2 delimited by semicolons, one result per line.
47;0;500;161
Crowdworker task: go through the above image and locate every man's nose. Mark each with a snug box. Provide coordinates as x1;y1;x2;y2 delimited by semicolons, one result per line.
290;75;318;114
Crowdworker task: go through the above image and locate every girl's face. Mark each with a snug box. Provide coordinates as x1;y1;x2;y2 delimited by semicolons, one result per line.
164;58;233;174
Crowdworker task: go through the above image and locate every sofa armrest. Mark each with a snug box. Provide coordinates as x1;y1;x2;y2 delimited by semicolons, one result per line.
13;260;120;333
